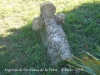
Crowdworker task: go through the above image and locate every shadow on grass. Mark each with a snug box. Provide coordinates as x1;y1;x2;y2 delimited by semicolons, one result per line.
0;22;49;75
0;2;100;75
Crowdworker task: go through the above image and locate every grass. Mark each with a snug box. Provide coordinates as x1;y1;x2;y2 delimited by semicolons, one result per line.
0;0;100;75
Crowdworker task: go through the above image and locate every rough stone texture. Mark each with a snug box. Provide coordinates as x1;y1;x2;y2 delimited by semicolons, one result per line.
55;13;65;24
32;1;72;66
40;1;56;19
32;16;44;31
41;18;71;65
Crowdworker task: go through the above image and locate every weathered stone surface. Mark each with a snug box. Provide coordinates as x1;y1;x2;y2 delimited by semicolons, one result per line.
55;13;65;24
40;1;56;19
41;18;71;65
32;1;72;66
32;16;44;31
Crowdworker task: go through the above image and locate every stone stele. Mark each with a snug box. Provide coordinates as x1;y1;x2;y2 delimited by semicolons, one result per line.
32;1;72;66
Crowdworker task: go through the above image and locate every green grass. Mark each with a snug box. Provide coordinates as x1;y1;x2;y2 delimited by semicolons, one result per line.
0;0;100;75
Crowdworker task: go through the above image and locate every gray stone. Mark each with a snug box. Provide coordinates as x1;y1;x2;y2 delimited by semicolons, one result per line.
40;1;56;19
55;13;65;24
32;1;72;66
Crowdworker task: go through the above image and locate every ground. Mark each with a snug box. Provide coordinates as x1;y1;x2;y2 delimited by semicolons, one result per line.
0;0;100;75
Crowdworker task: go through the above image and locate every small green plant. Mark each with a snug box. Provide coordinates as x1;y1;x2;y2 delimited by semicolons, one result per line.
66;46;100;75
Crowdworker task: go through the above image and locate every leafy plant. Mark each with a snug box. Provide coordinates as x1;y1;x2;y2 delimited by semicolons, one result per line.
66;46;100;75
